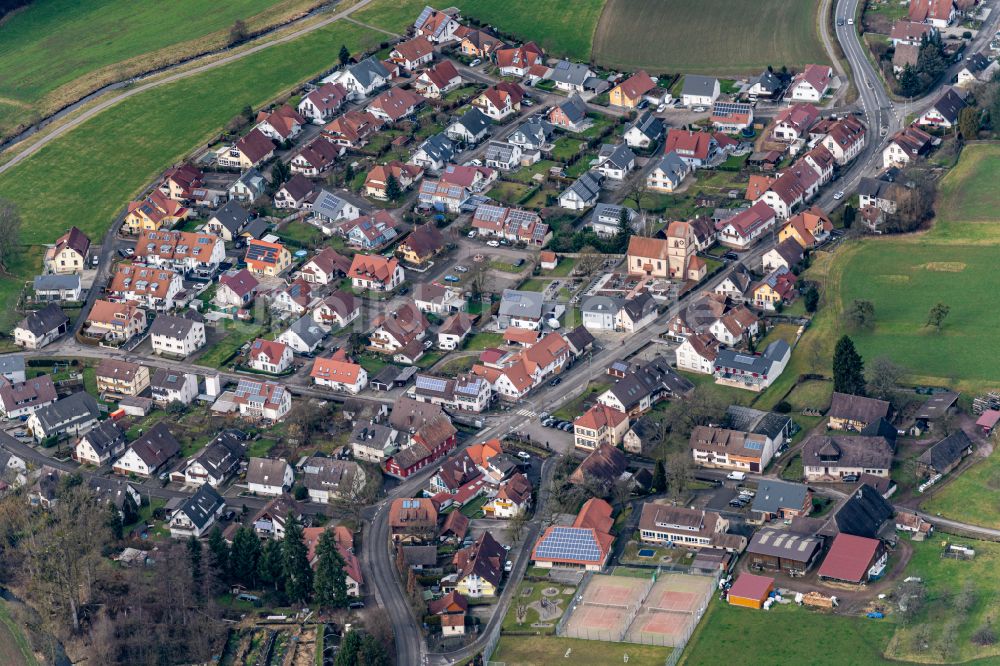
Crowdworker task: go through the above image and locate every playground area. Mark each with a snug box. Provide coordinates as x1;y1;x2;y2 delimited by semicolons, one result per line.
560;570;716;647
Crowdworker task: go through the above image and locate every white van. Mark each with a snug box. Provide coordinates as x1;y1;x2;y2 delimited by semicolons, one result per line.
726;471;747;481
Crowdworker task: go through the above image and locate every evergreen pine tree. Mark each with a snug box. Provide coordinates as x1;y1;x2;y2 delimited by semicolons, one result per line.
230;526;262;588
833;335;866;396
258;538;286;593
385;173;402;201
187;535;204;599
107;504;124;541
652;460;667;494
207;526;230;583
614;206;633;253
282;514;313;604
313;530;350;609
339;45;351;66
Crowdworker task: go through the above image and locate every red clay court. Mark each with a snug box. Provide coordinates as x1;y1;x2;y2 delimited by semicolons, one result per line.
562;574;651;641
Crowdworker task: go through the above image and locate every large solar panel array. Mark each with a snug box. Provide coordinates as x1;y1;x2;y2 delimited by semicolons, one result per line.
455;378;483;395
535;526;602;562
712;102;751;118
415;375;449;393
475;204;506;223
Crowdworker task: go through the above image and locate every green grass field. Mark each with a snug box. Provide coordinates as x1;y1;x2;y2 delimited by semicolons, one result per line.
493;635;671;666
354;0;605;61
921;446;1000;529
830;144;1000;391
0;0;313;137
885;537;1000;662
680;600;894;665
0;601;35;666
592;0;829;75
0;20;382;330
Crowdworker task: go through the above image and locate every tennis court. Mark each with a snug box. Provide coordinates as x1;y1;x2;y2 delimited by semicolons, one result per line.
624;575;715;647
561;573;653;641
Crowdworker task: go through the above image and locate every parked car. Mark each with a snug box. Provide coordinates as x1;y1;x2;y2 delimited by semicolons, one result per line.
560;422;573;432
549;377;562;386
486;240;500;247
726;471;747;481
516;451;530;460
467;230;477;238
91;255;100;267
656;103;666;112
470;58;482;67
692;106;706;113
455;265;469;272
504;560;513;572
842;474;859;483
833;190;845;200
444;274;460;282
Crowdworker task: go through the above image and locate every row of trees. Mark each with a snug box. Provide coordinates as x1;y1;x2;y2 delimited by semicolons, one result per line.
205;516;352;609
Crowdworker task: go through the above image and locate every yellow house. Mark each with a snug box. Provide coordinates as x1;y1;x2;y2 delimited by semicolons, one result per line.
44;227;90;274
610;70;657;109
452;533;504;598
777;206;833;249
396;224;444;266
124;191;191;235
245;239;292;277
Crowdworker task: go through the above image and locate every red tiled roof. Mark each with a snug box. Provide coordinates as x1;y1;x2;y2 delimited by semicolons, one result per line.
817;533;881;582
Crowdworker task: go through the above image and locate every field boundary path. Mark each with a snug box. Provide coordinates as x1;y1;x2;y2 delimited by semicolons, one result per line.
0;0;383;177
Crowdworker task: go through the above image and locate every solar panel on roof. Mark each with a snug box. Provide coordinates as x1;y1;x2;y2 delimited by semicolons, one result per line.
535;526;602;562
415;375;449;392
745;441;763;450
734;354;756;364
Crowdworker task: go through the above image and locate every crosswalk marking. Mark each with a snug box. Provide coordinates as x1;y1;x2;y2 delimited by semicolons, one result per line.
515;408;535;418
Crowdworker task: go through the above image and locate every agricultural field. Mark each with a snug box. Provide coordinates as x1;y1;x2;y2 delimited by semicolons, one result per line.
831;144;1000;391
0;0;318;138
354;0;606;60
0;19;382;329
492;635;671;666
680;600;894;665
592;0;830;75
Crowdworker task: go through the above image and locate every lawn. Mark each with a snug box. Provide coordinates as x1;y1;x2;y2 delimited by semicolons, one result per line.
542;256;577;277
519;278;547;292
592;0;829;75
493;636;671;666
825;144;1000;393
680;600;894;666
758;322;800;348
464;332;503;350
778;453;804;481
195;323;266;369
885;537;1000;662
0;0;315;137
459;495;490;518
922;446;1000;529
551;380;610;421
784;379;833;412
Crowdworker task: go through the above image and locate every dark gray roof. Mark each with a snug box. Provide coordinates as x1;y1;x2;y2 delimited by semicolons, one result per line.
627;111;664;139
242;218;269;240
654;151;688;182
312;189;356;221
19;303;69;337
80;419;125;457
621;292;656;322
210;200;251;235
34;274;81;292
176;485;225;530
772;238;804;266
628;415;663;447
149;314;198;339
284;315;326;348
749;70;782;94
87;477;138;510
859;417;897;445
930;87;966;124
563;170;603;203
510;119;554;147
151;367;190;392
914;392;959;420
682;75;718;97
0;355;25;377
856;176;898;200
598;143;636;170
547;60;591;87
608;355;693;409
917;430;973;472
834;483;894;539
191;429;246;480
32;391;99;432
418;133;455;163
564;325;595;354
593;203;637;225
128;422;181;469
751;479;810;516
965;52;990;73
715;340;790;375
557;94;588;124
453;107;491;136
402;544;439;566
349;57;390;89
